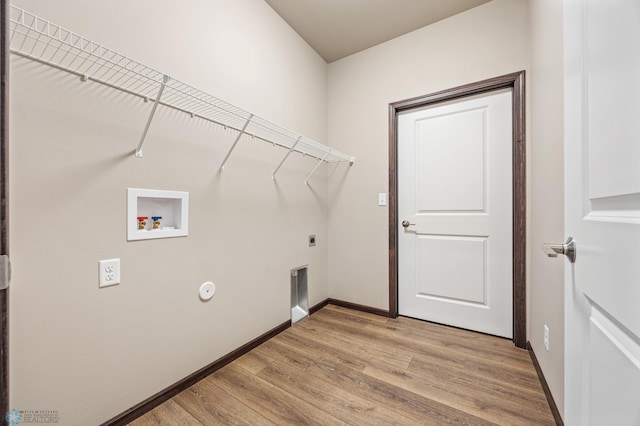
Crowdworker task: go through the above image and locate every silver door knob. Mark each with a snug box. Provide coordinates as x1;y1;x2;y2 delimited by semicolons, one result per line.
402;220;415;229
543;237;576;263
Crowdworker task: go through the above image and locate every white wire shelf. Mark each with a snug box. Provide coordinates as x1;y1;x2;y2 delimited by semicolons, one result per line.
8;5;354;183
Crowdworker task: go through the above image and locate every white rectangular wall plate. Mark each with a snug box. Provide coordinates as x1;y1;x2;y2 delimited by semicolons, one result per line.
99;258;120;287
378;192;387;206
127;188;189;241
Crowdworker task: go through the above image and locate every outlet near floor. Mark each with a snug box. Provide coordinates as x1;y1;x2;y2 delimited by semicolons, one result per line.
99;259;121;288
544;324;549;351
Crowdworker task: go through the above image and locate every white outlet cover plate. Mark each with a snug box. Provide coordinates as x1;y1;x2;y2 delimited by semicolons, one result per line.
544;324;550;350
199;281;216;301
99;258;121;287
378;193;387;206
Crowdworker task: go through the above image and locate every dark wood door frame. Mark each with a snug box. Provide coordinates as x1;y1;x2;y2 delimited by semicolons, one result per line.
1;0;9;419
388;71;526;348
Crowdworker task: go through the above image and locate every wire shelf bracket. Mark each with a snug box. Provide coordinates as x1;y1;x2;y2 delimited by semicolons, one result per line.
305;151;330;185
219;114;253;172
135;74;169;158
8;5;355;179
272;136;301;180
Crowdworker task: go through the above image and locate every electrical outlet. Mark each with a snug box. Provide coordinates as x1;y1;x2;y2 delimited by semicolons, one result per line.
99;259;121;288
544;324;549;351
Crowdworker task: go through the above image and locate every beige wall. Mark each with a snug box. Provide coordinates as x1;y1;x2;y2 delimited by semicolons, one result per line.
327;0;529;309
528;0;565;418
9;0;329;424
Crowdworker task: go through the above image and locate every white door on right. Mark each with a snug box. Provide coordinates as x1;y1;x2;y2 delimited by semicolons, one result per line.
564;0;640;424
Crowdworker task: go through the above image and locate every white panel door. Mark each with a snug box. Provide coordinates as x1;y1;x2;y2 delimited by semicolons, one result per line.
398;90;513;338
564;0;640;424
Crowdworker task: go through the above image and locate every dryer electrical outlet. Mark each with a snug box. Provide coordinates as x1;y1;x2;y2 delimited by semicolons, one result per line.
99;259;121;287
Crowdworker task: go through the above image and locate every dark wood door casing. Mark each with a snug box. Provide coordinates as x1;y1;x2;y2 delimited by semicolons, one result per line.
388;71;527;348
1;0;9;419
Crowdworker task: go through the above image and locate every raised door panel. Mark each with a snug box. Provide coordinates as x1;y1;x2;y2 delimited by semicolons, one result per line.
416;108;486;213
415;235;486;305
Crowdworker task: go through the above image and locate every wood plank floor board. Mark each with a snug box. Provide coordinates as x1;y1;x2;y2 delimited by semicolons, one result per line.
282;321;411;371
392;316;533;368
325;308;481;350
172;379;275;426
408;343;541;391
274;328;369;372
316;308;535;376
239;329;436;423
364;357;553;426
252;339;315;371
325;304;391;324
310;309;434;350
257;360;420;426
232;348;276;375
295;317;414;370
296;309;416;354
393;316;532;357
301;351;498;425
209;363;345;425
408;355;552;420
131;306;556;425
130;399;203;426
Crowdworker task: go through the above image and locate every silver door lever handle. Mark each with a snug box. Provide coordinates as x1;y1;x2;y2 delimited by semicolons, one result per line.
402;220;415;229
543;237;576;263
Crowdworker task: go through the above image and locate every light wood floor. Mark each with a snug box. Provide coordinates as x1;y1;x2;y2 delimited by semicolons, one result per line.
131;305;555;425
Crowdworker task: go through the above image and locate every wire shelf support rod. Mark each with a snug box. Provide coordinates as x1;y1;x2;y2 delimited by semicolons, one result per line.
219;114;253;172
272;136;301;180
135;74;169;158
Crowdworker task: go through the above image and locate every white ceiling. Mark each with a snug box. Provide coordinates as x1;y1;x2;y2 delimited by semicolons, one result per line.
264;0;492;63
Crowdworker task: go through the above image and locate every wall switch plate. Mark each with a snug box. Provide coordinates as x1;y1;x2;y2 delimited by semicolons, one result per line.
99;259;121;288
544;324;549;351
309;235;316;247
378;193;387;206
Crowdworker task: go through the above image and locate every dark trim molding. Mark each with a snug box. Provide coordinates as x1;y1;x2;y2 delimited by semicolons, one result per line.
309;298;330;315
101;320;291;426
527;342;564;426
1;0;9;421
388;71;527;348
327;298;392;318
